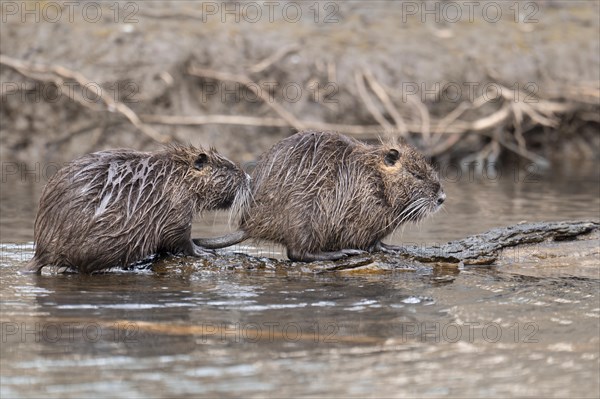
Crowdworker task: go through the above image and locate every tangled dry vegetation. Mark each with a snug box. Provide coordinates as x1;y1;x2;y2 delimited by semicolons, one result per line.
1;50;598;167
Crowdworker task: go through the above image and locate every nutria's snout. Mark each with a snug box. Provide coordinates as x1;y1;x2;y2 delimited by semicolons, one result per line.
216;171;248;210
429;179;446;212
436;191;446;206
224;170;252;218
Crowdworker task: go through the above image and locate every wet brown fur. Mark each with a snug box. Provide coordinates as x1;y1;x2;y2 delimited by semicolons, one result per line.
233;130;445;261
24;144;249;273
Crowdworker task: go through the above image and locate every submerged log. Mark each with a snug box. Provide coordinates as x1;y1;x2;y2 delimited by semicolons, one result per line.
392;220;599;265
176;220;598;275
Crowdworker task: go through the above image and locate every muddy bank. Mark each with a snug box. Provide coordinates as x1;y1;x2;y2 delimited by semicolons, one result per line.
1;1;599;168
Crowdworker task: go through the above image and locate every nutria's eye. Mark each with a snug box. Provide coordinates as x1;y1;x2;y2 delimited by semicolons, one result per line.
194;154;208;170
384;149;400;166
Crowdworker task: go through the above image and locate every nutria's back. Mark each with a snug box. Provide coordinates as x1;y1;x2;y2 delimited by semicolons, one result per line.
239;130;445;260
26;144;249;273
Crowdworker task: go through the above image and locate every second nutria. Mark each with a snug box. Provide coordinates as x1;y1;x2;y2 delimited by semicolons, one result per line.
23;144;250;273
195;130;445;261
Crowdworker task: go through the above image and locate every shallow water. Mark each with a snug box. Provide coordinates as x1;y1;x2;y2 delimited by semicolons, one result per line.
1;163;599;398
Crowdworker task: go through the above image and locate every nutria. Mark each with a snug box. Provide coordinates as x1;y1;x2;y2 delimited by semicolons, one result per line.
23;144;250;273
195;130;445;261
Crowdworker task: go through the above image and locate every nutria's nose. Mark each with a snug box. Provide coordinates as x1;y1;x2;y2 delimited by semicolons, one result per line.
436;192;446;206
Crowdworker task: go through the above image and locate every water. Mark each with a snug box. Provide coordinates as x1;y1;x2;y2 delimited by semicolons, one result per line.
1;163;599;398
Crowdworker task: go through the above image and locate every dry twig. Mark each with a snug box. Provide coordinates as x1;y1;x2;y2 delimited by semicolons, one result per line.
187;65;305;130
0;55;170;143
361;68;409;137
249;44;300;74
354;69;395;134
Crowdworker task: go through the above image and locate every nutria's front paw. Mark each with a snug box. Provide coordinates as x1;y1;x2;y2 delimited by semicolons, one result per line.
371;242;402;254
340;249;366;257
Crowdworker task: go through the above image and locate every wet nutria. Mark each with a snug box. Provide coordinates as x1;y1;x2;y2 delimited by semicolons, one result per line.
195;130;445;261
23;144;250;273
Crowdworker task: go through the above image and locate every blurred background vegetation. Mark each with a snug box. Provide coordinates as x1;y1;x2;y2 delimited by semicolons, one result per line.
1;0;598;170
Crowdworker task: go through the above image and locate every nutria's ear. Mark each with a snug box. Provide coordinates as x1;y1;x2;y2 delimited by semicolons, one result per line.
384;149;401;166
194;153;208;170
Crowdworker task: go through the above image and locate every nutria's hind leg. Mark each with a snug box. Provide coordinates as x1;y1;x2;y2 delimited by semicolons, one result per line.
287;248;365;262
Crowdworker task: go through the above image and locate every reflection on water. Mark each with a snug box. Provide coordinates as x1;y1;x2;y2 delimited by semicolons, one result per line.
1;164;599;398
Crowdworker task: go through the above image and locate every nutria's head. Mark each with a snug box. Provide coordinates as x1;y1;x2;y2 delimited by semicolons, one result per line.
377;142;445;224
166;144;250;211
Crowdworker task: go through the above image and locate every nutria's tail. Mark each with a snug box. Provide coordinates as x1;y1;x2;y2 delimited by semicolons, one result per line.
20;258;43;274
193;230;248;249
